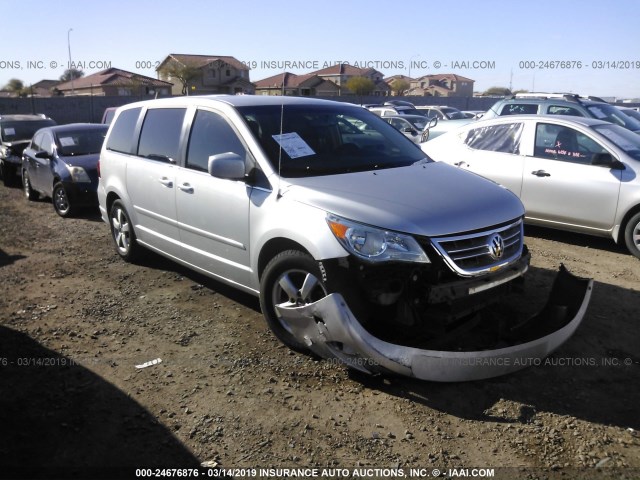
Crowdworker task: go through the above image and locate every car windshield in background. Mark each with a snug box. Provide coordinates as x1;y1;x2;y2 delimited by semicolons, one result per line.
1;120;56;142
237;104;426;178
54;128;108;156
595;124;640;161
587;104;640;131
441;108;466;120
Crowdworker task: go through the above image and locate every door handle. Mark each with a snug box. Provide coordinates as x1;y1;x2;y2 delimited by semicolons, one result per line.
178;183;194;193
158;177;173;187
531;170;551;177
454;161;468;167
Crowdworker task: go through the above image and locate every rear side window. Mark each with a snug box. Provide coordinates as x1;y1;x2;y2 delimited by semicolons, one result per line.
106;107;141;154
137;108;186;163
465;123;523;154
548;105;583;116
500;103;538;115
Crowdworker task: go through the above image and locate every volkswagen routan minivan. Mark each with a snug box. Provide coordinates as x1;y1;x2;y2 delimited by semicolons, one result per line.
98;96;592;382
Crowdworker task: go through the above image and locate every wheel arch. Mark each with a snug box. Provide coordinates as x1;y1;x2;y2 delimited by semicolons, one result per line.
618;203;640;243
257;238;311;281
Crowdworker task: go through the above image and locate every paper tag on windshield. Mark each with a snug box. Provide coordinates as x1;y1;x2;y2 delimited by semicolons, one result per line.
59;137;77;147
272;132;315;158
3;128;15;136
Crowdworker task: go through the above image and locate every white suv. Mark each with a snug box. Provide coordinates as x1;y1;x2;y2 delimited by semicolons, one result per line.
98;95;592;382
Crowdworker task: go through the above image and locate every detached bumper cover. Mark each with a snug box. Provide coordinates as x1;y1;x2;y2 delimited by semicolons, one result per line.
275;265;593;382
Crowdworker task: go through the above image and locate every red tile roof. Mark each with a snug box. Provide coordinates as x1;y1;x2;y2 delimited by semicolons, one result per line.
56;68;172;91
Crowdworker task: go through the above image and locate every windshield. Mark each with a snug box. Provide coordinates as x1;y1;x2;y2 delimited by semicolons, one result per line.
1;119;56;142
54;127;108;156
594;124;640;161
237;104;427;177
587;104;640;132
441;107;466;120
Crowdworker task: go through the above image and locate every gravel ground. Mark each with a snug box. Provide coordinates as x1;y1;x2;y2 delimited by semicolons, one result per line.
0;183;639;480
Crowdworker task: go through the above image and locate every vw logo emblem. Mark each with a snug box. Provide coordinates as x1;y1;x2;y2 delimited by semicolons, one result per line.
488;233;505;259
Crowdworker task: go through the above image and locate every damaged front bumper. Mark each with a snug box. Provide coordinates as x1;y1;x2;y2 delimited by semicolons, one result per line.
275;265;593;382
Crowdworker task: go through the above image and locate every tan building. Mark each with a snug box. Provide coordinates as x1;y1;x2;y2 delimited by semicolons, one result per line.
306;64;390;96
254;72;339;96
384;75;414;96
55;68;172;96
408;74;474;97
156;54;254;95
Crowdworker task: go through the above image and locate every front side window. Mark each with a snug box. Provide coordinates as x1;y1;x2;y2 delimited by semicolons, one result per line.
186;110;247;172
500;103;538;115
534;123;608;164
464;123;523;154
30;132;44;152
137;108;186;163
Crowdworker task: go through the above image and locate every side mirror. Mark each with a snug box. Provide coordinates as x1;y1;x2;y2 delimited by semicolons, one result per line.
427;117;438;129
208;152;246;180
591;153;625;170
35;150;50;159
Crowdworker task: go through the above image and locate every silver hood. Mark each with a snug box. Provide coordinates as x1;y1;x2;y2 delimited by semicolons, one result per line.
282;161;525;237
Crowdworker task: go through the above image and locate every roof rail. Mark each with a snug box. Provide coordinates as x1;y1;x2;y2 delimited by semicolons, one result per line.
514;92;577;99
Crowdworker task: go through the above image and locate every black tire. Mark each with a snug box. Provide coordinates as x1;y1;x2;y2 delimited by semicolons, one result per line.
22;170;38;201
52;182;74;217
109;199;140;262
259;250;333;352
624;211;640;259
1;162;17;187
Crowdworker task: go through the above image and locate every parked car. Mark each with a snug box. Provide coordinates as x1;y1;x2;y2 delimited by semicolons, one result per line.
0;114;56;186
416;105;468;120
421;114;640;258
482;93;640;134
98;96;591;382
22;123;108;217
381;114;435;143
367;104;425;117
617;106;640;123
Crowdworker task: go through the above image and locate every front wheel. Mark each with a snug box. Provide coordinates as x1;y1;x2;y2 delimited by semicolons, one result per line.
624;212;640;259
52;182;74;217
109;200;140;262
259;250;332;352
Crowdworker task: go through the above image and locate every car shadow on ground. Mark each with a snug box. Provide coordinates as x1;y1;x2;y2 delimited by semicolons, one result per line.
525;225;630;256
351;265;640;431
0;326;200;474
0;248;26;268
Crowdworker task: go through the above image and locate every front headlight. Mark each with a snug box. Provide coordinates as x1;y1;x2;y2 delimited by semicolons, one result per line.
327;214;430;263
66;165;91;183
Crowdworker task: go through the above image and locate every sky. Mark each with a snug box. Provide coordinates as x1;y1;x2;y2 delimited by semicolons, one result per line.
2;0;640;99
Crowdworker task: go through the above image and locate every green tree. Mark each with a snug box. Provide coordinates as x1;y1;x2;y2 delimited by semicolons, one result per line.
60;68;84;82
391;79;410;96
345;76;376;97
483;86;512;96
4;78;27;97
163;61;201;95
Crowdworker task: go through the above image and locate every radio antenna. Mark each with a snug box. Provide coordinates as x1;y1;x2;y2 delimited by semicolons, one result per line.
276;72;286;199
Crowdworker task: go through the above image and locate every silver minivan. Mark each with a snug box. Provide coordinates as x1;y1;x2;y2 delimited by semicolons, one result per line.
98;96;592;382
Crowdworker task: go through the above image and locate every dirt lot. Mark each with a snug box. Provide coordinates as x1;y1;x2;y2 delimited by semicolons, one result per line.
0;183;639;480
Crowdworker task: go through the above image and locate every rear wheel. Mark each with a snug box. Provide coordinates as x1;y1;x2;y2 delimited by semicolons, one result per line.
109;200;140;262
624;212;640;259
259;250;332;352
52;182;74;217
22;171;38;201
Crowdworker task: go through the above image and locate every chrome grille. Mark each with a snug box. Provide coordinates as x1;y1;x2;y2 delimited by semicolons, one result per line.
430;219;524;276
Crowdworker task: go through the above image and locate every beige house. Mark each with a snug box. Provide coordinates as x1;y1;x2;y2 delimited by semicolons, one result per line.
156;54;254;95
306;64;390;96
384;75;414;96
55;68;173;96
408;74;474;97
254;72;339;96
